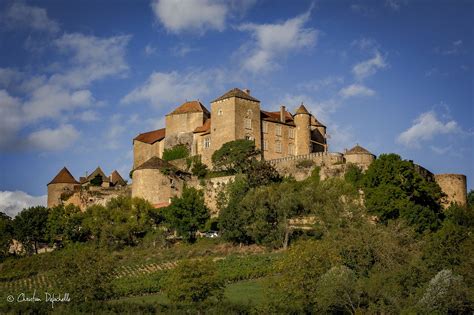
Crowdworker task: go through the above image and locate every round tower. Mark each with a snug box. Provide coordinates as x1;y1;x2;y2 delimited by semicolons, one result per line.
434;174;467;208
132;157;183;207
294;103;311;156
47;167;79;208
344;145;376;170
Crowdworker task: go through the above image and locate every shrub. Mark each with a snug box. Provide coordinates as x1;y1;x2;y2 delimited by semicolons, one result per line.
296;159;314;169
163;144;189;161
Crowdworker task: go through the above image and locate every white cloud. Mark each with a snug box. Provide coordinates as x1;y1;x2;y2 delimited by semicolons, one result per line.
434;40;464;56
352;51;387;80
297;76;344;92
339;84;375;98
28;124;80;151
151;0;228;33
238;9;318;73
351;38;379;51
0;191;47;218
0;90;23;148
144;44;157;56
1;2;59;33
77;110;100;122
121;70;212;108
397;111;459;147
171;43;198;57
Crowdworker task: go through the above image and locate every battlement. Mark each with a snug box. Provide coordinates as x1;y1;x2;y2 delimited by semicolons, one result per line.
268;152;344;165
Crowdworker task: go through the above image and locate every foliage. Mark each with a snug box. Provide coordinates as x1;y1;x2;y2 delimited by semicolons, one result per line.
344;163;364;187
82;196;155;248
55;245;117;302
468;189;474;207
47;204;88;245
162;144;189;161
245;160;282;188
362;154;444;232
211;139;260;173
163;187;209;243
90;174;103;186
12;206;49;254
162;258;224;304
295;159;314;169
0;213;13;260
191;158;208;179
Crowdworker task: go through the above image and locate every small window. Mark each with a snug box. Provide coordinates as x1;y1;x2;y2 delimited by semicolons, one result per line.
245;135;253;141
218;109;223;116
247;109;252;117
245;118;252;129
263;140;268;151
262;122;268;133
289;128;295;139
276;141;282;153
204;137;211;148
276;125;282;136
289;143;295;155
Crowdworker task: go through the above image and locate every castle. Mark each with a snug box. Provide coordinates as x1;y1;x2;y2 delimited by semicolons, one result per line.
47;88;468;212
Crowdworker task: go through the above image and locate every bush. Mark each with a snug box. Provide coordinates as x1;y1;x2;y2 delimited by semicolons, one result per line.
296;159;314;169
162;258;224;304
163;144;189;161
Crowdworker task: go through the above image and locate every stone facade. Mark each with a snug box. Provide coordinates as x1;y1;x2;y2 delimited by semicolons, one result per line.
434;174;467;207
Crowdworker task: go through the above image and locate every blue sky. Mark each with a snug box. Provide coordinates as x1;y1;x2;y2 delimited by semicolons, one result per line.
0;0;472;216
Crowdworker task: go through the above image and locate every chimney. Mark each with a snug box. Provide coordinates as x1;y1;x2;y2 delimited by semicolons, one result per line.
243;88;250;95
280;105;286;122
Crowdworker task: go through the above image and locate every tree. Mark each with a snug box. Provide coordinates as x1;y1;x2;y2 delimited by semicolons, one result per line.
12;206;49;254
467;189;474;208
191;158;208;179
90;174;103;186
162;258;224;305
163;187;209;242
55;245;117;302
47;204;88;245
362;154;444;232
211;139;260;173
344;163;364;188
246;160;282;188
163;144;189;161
0;212;13;260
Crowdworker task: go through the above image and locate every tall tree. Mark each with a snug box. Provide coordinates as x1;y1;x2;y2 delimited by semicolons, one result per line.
211;139;260;173
163;187;209;242
13;206;49;254
0;212;13;260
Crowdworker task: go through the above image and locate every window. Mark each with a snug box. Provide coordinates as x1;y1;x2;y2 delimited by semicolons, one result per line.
247;109;253;117
289;144;295;155
276;141;282;153
276;125;282;136
289;128;295;139
218;109;223;116
262;122;268;133
204;137;210;148
245;135;253;141
263;140;268;151
245;118;252;129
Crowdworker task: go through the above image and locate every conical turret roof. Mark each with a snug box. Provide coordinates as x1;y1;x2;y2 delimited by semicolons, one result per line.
295;104;310;115
212;88;260;103
345;144;372;155
48;167;79;185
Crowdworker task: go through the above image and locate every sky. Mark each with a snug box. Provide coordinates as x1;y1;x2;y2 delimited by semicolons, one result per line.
0;0;472;217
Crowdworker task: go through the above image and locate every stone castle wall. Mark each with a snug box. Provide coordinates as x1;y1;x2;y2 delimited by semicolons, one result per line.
64;185;131;211
133;140;164;169
47;183;78;208
188;175;235;217
132;169;184;206
434;174;467;207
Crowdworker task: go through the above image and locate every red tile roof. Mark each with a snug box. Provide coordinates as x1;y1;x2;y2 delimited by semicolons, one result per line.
48;167;79;185
193;118;211;133
345;145;372;155
134;128;166;144
261;110;295;125
134;156;176;171
169;101;210;115
110;170;127;186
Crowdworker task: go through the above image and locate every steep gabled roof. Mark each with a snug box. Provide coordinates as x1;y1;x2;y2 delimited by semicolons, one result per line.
345;145;373;155
48;167;79;185
110;170;127;186
86;167;108;182
310;115;326;128
134;156;176;171
212;88;260;103
295;104;310;115
193;118;211;133
261;110;295;125
134;128;166;144
168;101;210;116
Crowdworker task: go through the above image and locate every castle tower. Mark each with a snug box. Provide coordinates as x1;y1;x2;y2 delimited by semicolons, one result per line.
206;88;261;163
434;174;467;208
47;167;79;208
131;157;185;207
343;144;376;171
294;104;311;155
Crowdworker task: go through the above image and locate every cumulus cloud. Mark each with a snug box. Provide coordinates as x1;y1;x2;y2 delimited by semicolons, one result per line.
121;70;215;108
237;9;318;73
151;0;228;33
1;2;59;33
397;111;459;147
339;84;375;98
28;124;80;151
352;51;387;80
0;191;47;218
